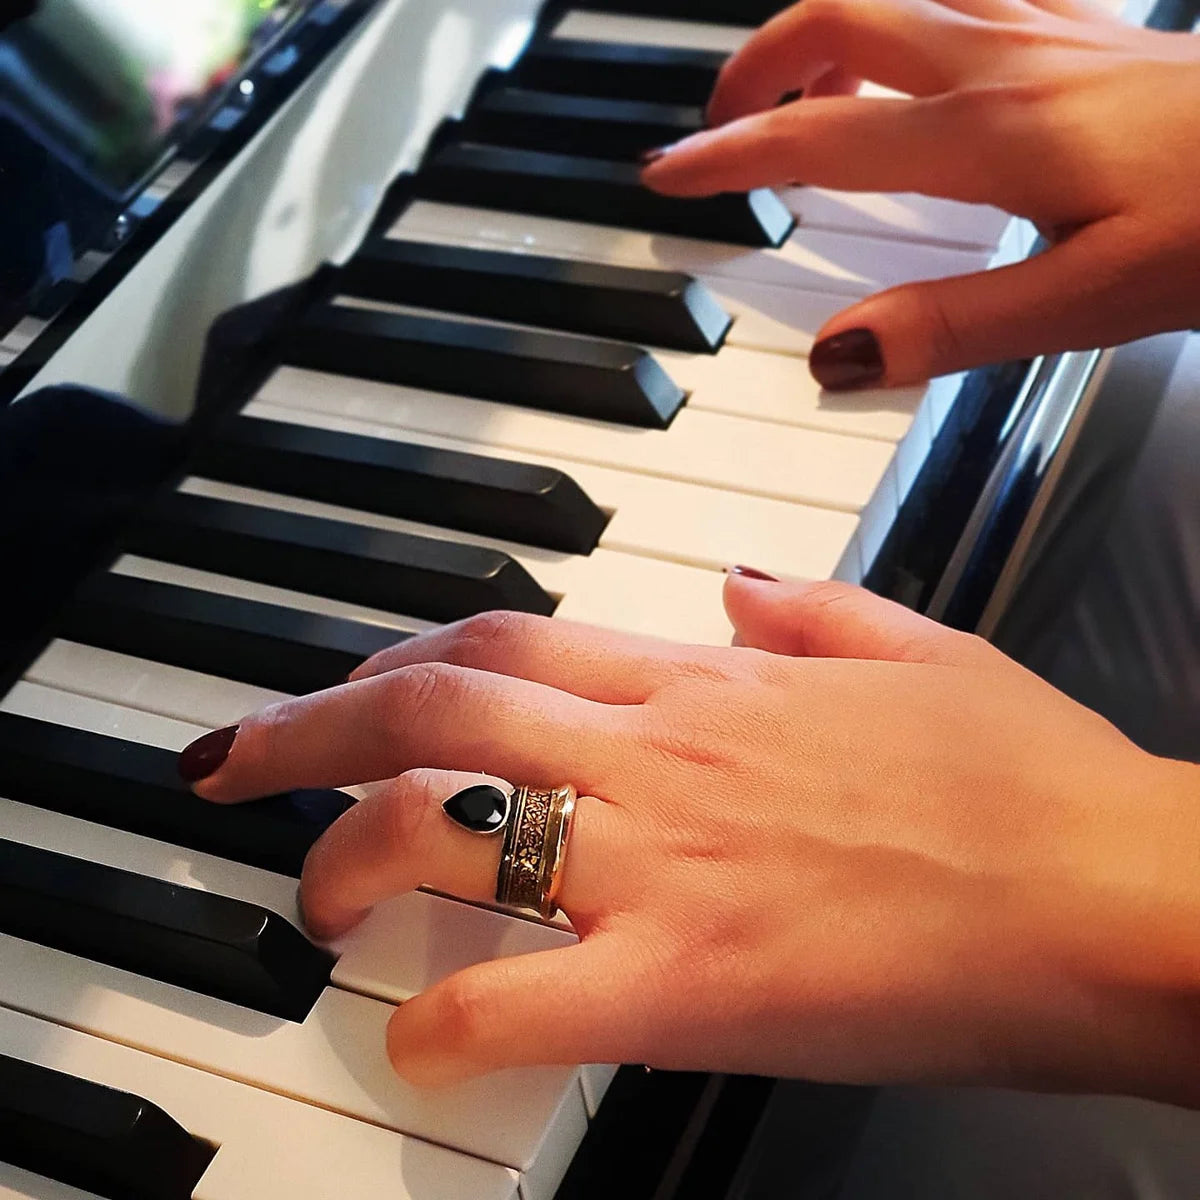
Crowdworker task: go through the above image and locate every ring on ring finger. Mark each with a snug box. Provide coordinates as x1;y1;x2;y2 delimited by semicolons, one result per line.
442;781;578;919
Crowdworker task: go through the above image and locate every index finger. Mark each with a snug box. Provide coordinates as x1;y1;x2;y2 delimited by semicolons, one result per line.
643;94;1009;207
179;662;624;804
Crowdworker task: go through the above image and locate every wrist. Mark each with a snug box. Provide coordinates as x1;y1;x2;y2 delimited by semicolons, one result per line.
1055;753;1200;1104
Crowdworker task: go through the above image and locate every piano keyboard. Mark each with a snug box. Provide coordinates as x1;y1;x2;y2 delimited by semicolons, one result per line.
0;4;1029;1198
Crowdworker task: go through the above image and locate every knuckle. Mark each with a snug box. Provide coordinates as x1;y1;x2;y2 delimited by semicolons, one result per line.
452;609;540;663
379;771;440;859
799;0;854;38
795;578;862;614
382;662;465;729
637;691;753;775
427;974;494;1056
788;579;871;646
909;285;967;370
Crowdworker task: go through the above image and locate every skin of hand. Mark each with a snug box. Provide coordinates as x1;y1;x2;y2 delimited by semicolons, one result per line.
181;578;1200;1102
641;0;1200;390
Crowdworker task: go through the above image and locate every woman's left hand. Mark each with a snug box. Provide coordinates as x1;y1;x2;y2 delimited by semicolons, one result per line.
180;576;1200;1102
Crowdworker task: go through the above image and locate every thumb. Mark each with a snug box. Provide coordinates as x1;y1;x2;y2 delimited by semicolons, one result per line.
808;218;1146;390
723;575;996;667
386;938;640;1086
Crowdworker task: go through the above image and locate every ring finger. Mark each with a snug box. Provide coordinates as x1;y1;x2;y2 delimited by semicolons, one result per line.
300;768;617;939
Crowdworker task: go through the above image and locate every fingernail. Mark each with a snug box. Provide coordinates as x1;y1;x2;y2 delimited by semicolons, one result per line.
810;328;885;392
729;565;779;582
178;724;239;783
638;146;667;166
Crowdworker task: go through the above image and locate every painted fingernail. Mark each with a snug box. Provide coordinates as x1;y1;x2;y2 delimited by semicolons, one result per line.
638;145;669;165
729;565;780;582
178;725;239;783
810;328;885;392
443;784;512;834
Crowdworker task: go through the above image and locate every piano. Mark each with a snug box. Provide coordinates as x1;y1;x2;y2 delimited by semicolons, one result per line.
1;0;1198;1198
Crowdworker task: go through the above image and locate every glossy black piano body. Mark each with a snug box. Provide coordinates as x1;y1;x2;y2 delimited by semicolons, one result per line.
2;1;1200;1198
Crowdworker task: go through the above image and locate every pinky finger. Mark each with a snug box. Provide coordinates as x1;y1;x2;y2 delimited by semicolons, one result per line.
386;935;654;1085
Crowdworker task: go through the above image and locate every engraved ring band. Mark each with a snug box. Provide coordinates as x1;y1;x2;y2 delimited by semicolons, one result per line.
442;782;578;920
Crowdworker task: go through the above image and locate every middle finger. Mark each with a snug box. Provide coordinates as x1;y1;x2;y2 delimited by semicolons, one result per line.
706;0;993;128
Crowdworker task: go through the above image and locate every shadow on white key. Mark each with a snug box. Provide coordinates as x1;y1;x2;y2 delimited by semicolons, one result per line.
783;188;1011;251
0;1007;520;1200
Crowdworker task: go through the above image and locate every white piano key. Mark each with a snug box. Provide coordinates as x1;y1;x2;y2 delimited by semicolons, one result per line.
550;9;752;53
0;1006;521;1200
333;295;924;442
247;395;859;579
0;793;302;925
177;474;737;645
334;892;576;1004
893;398;937;503
709;276;843;357
833;529;864;585
1;679;205;749
391;201;990;297
0;929;586;1186
26;640;287;731
108;555;439;637
656;344;925;441
580;1064;620;1118
783;188;1011;251
257;366;894;516
927;371;969;436
0;1167;98;1200
856;459;902;576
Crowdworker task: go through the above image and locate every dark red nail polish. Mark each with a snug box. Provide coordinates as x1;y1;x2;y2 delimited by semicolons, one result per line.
178;725;239;783
638;146;667;165
730;565;780;582
810;328;885;392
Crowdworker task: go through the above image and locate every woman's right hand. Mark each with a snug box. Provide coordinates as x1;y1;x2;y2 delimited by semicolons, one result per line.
642;0;1200;390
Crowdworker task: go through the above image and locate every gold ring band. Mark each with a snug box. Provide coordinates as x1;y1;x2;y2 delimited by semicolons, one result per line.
496;784;577;919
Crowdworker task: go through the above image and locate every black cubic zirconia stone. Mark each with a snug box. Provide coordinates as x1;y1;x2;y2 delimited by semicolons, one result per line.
442;784;510;834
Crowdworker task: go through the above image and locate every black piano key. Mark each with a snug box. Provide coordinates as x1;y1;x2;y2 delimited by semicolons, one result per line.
510;38;725;106
0;1054;215;1200
60;572;406;695
127;491;557;624
341;238;729;354
0;713;351;878
285;302;685;427
416;142;795;248
0;839;332;1021
572;0;792;24
462;87;703;162
196;414;609;554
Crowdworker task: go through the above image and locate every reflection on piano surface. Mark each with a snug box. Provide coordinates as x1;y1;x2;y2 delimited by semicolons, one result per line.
0;0;1188;1197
